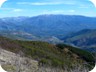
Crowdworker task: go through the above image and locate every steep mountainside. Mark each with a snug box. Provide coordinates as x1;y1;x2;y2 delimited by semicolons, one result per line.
62;29;96;52
0;36;95;72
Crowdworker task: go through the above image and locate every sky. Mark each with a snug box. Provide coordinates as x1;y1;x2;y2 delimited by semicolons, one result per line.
0;0;96;17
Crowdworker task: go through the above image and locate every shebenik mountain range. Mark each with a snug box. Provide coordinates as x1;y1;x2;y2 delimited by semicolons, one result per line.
0;15;96;72
0;15;96;52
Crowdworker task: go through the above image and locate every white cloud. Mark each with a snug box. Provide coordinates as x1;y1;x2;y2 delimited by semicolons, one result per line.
39;10;75;15
78;4;93;9
0;8;23;12
41;10;65;14
0;7;13;10
13;9;23;12
79;6;89;8
68;10;75;12
17;1;76;6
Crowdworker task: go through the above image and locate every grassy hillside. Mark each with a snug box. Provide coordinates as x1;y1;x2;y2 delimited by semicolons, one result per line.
0;36;95;71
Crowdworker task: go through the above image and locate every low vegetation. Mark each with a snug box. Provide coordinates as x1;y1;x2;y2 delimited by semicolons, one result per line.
0;36;95;71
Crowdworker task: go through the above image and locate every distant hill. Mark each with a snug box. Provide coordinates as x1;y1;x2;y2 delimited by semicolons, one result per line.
62;29;96;52
0;15;96;45
0;15;96;38
0;36;95;71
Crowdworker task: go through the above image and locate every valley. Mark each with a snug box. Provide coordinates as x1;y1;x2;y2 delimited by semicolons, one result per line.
0;15;96;52
0;15;96;72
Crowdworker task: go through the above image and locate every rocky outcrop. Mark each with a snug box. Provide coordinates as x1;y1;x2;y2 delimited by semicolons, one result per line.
0;48;38;72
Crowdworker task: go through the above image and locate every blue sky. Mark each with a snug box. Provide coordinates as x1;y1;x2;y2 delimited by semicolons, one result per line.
0;0;96;17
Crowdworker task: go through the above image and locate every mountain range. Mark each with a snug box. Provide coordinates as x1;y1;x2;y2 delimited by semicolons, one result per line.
0;15;96;51
0;15;96;38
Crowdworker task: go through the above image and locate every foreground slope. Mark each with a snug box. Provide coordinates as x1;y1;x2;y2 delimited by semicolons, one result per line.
0;36;95;72
0;48;38;72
